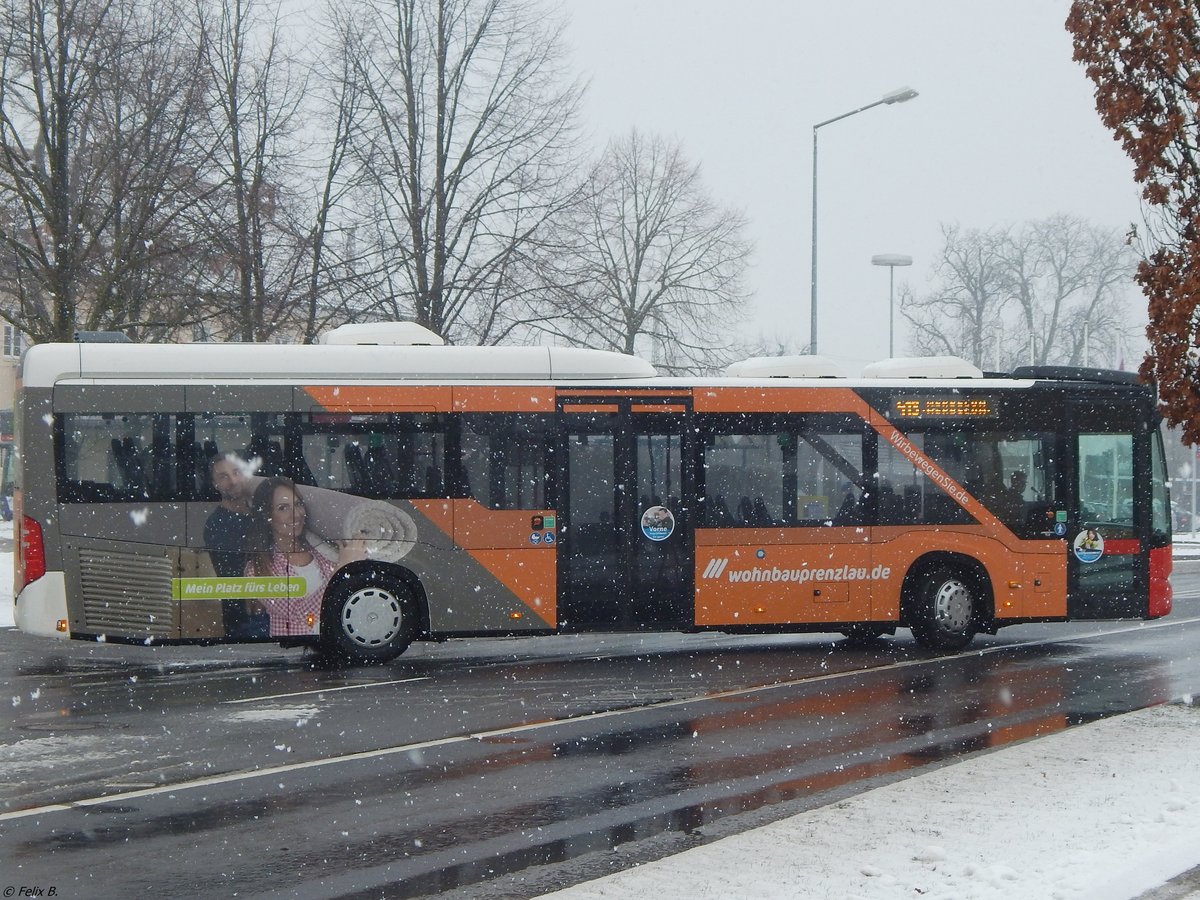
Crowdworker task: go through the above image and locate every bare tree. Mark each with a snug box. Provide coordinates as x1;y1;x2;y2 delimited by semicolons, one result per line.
901;224;1011;368
741;331;807;359
0;0;211;342
193;0;310;342
1008;215;1135;366
338;0;583;343
294;11;369;343
902;217;1135;370
537;130;752;374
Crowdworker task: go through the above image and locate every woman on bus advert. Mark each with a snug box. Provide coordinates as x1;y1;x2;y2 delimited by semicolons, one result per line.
243;477;368;636
183;468;421;640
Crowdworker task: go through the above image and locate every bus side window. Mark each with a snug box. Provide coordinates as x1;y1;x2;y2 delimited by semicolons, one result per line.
901;430;1057;536
192;414;258;497
57;413;178;502
460;414;548;510
877;432;975;527
703;434;785;526
796;429;864;525
702;425;865;528
298;414;448;499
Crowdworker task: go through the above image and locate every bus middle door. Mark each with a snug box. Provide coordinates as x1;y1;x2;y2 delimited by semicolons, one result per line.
557;393;693;632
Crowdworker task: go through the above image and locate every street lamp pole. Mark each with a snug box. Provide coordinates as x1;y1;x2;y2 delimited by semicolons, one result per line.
872;253;913;357
809;86;918;355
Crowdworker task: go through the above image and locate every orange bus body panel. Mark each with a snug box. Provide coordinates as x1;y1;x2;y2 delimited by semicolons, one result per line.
695;528;1068;628
412;499;557;628
303;385;454;412
693;386;865;414
453;386;555;413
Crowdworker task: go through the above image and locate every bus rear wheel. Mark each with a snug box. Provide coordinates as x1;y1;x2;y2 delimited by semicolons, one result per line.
321;571;416;665
909;566;978;652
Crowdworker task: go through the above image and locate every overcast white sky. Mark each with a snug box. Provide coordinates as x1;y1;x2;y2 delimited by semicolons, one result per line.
564;1;1145;372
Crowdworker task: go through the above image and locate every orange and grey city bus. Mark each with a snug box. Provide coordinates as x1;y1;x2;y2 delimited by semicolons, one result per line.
12;324;1173;663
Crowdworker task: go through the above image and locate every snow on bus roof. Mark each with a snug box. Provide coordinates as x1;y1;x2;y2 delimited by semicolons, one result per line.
19;341;658;387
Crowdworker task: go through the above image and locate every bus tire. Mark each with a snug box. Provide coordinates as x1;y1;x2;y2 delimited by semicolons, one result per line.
909;566;978;652
321;571;416;665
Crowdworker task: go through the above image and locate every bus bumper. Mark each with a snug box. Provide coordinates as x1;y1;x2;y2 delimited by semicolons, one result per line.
15;572;70;639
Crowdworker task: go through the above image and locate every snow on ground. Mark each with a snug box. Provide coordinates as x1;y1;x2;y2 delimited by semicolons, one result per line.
1173;536;1200;558
541;702;1200;900
2;530;1199;898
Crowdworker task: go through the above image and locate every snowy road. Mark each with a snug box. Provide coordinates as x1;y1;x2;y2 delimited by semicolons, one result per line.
3;542;1199;897
3;599;1200;897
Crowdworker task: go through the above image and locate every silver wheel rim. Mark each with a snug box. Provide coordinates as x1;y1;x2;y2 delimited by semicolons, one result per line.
932;579;972;632
340;586;403;647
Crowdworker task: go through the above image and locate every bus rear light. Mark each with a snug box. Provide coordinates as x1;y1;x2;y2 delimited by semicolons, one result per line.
18;514;45;589
56;619;68;633
1148;546;1172;618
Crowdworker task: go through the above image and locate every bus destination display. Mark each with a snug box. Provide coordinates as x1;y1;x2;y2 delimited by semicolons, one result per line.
893;397;995;419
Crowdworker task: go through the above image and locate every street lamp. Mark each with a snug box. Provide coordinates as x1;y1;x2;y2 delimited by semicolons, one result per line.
810;86;918;354
871;253;913;357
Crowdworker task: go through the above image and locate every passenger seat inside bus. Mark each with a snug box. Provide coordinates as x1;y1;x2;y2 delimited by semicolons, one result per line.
708;495;734;526
247;435;287;477
833;490;861;525
364;446;397;495
738;496;754;524
752;496;773;526
196;440;219;498
111;437;147;494
344;443;369;494
425;465;444;495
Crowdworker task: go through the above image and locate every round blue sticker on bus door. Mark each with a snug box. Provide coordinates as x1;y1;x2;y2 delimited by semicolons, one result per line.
640;506;675;541
1073;528;1104;563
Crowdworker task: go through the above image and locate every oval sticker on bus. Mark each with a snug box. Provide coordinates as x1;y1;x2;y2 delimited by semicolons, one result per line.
640;506;675;542
1073;528;1104;563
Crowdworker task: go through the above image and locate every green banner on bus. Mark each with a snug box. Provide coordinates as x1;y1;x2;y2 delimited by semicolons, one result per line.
171;576;308;601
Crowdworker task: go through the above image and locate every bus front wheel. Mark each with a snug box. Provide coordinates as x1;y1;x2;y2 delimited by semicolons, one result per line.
909;566;978;652
321;572;416;665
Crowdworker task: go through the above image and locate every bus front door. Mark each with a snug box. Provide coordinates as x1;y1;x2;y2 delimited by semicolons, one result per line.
1066;398;1146;618
558;402;693;631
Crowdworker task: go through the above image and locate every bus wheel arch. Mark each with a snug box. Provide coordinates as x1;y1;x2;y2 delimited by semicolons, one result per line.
319;562;426;665
901;553;994;651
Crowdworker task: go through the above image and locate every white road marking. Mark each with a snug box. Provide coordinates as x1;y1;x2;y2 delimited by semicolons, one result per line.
222;676;429;704
4;616;1199;824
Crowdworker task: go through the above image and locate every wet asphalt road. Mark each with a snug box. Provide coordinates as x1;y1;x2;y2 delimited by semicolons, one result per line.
2;562;1200;899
